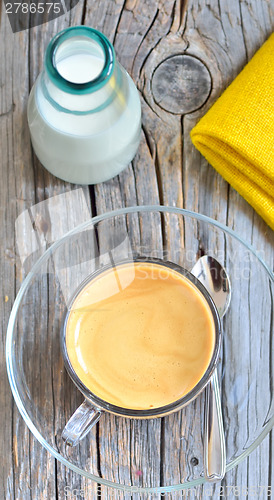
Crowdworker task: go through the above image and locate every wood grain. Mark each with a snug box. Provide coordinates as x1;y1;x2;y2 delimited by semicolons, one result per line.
1;0;273;498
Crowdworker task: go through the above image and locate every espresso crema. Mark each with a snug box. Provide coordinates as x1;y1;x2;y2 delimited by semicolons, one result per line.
65;262;215;410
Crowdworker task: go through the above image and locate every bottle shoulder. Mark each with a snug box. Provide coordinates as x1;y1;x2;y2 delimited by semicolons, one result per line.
28;68;141;137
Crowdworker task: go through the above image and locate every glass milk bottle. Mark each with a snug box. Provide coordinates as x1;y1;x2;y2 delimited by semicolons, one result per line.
27;26;141;184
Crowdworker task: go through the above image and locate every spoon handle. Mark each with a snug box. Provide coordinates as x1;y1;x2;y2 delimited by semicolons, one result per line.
204;369;226;482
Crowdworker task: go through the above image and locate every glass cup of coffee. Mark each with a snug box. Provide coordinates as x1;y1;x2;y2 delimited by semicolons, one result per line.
61;256;222;446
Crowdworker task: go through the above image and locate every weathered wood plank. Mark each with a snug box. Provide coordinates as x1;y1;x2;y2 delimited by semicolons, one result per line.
1;8;35;499
0;4;98;500
181;3;274;499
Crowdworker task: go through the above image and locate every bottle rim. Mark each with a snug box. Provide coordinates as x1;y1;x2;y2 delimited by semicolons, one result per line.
45;26;115;95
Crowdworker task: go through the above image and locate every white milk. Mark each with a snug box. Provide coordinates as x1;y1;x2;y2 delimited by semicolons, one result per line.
56;53;105;83
27;32;141;185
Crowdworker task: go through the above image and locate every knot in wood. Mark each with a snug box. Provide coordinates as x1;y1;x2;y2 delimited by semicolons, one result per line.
151;54;211;115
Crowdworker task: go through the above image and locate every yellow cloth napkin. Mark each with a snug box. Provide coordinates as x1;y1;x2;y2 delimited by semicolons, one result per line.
191;33;274;230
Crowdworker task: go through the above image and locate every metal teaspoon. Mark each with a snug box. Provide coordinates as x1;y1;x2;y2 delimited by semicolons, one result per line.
191;255;231;482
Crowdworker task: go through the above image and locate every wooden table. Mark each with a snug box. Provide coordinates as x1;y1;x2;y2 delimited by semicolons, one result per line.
1;0;273;498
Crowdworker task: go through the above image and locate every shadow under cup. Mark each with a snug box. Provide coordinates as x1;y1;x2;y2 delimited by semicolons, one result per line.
61;258;222;446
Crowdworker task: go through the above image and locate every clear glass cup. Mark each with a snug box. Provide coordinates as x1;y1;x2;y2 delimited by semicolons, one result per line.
6;206;274;493
60;257;222;446
27;26;141;184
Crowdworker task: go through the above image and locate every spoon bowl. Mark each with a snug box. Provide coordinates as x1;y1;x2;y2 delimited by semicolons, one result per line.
191;255;231;318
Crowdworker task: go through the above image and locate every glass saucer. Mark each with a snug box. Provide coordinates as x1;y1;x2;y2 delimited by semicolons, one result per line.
6;206;274;493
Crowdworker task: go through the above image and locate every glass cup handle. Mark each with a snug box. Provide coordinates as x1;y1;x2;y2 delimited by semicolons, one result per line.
62;399;101;446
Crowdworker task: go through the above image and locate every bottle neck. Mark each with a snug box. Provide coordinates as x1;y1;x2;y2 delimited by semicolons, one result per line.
42;26;119;114
41;64;122;115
